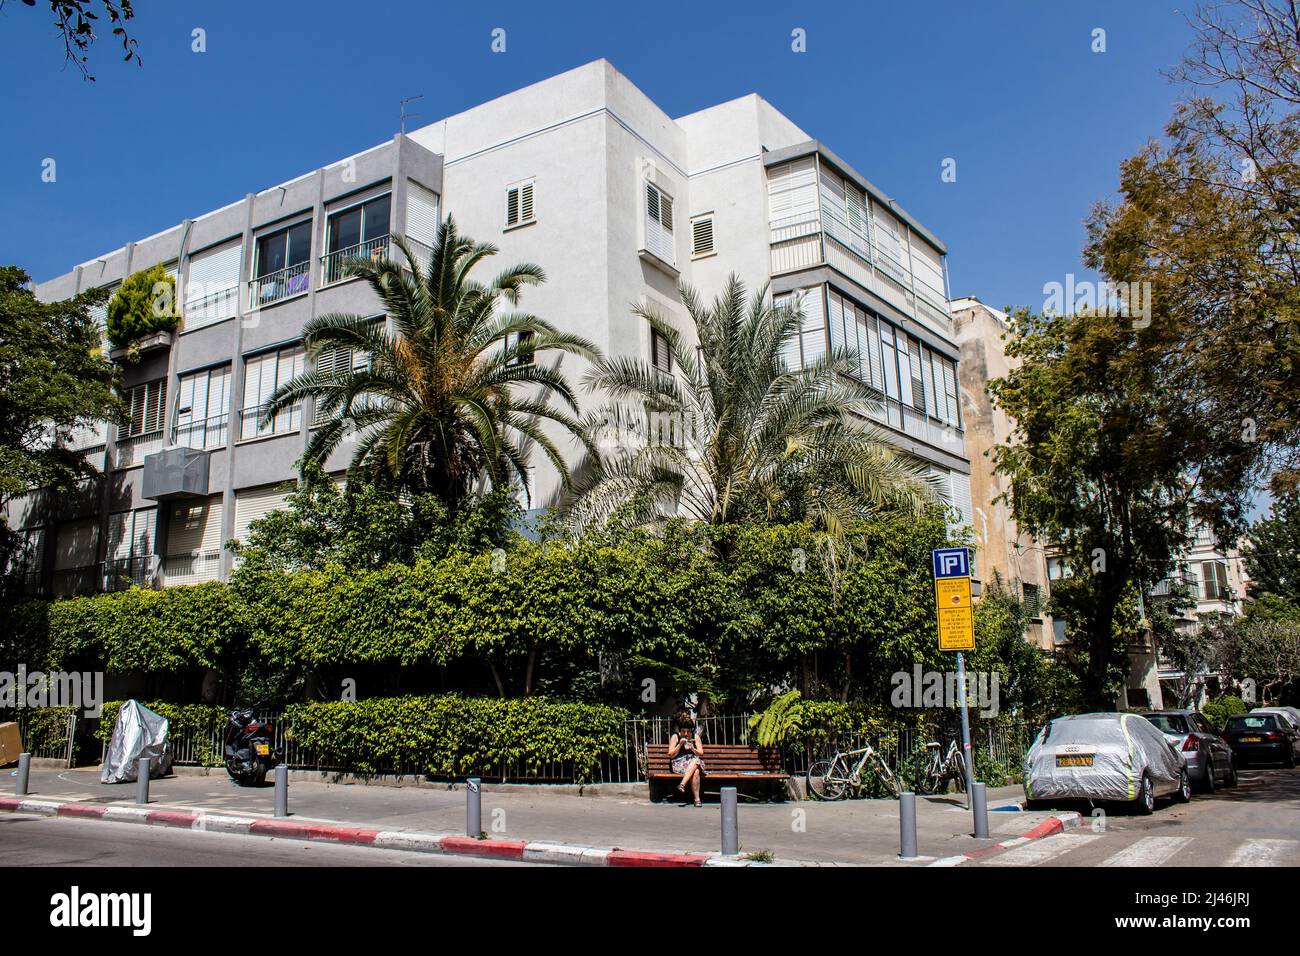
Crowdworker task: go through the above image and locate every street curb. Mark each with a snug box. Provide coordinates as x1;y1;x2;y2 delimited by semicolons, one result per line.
928;811;1082;867
0;795;723;867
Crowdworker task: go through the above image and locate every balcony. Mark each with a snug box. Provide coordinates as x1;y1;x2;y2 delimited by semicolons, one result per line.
769;215;953;337
321;235;390;286
239;403;301;441
112;430;165;469
249;261;310;309
102;555;157;591
1150;574;1198;600
161;550;222;586
183;285;240;329
173;413;229;451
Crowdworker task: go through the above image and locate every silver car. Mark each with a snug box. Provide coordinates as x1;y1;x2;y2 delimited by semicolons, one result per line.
1142;710;1237;791
1024;712;1192;814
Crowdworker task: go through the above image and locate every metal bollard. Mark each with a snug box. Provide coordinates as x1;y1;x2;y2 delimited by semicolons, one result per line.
466;777;481;837
15;752;31;796
972;781;989;839
720;786;738;856
899;791;918;859
274;764;289;818
135;757;151;805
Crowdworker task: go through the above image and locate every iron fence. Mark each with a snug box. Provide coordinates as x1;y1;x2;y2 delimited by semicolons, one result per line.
2;709;78;767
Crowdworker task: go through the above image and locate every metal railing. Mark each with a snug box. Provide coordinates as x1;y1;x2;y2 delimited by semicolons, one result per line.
321;235;390;285
172;413;229;450
112;430;164;469
7;710;78;766
239;404;301;441
184;285;240;326
249;261;310;308
102;555;156;591
51;565;99;597
160;550;222;586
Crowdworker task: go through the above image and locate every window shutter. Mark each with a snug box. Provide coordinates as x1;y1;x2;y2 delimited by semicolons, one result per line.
405;182;440;247
506;186;520;227
185;239;242;326
166;497;223;557
233;485;292;549
691;216;714;256
651;328;672;374
520;181;534;223
54;519;98;570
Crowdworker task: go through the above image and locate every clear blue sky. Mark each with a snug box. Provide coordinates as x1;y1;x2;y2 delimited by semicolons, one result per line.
0;0;1194;309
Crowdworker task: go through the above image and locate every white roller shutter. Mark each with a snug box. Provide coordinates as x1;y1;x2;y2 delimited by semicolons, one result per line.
54;519;98;570
107;508;156;561
185;239;242;327
948;471;973;531
798;287;826;367
767;156;818;226
405;182;440;247
233;484;292;548
166;497;223;557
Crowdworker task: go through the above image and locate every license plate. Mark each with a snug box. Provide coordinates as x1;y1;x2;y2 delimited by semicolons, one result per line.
1240;737;1261;743
254;742;270;756
1056;754;1094;767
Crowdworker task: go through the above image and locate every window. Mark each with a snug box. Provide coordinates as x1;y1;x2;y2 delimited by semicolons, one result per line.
505;330;535;367
119;379;167;440
1023;583;1042;619
240;345;304;439
175;366;231;449
651;327;672;374
185;239;241;327
324;195;391;283
1047;556;1071;582
774;289;827;371
691;215;714;257
105;508;156;589
644;181;675;265
505;180;535;228
1202;561;1231;601
252;221;312;305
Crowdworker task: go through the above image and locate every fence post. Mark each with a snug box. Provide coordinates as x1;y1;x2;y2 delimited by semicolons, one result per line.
135;757;151;805
15;752;30;796
899;791;918;859
274;764;289;818
466;777;481;837
720;786;739;856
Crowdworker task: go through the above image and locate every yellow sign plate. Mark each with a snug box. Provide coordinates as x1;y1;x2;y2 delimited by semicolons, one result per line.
935;577;975;650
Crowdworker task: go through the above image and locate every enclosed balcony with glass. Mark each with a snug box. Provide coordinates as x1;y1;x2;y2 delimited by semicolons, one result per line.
321;194;391;285
250;220;312;308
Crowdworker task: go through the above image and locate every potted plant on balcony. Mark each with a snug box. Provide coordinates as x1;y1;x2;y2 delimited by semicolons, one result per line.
106;263;183;361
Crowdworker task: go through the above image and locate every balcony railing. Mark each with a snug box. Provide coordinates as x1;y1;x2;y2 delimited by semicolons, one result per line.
184;285;240;328
51;565;99;597
113;430;164;469
1151;574;1199;599
321;235;390;285
173;413;229;451
239;404;301;441
161;550;222;586
249;261;310;308
102;555;157;591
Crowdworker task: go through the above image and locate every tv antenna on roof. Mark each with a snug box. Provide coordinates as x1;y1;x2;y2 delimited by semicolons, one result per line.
399;95;424;134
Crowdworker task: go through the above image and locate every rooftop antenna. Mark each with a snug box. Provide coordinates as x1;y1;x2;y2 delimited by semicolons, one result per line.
399;95;424;134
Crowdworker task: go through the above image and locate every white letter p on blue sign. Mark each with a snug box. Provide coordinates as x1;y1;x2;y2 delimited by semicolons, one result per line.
932;547;969;579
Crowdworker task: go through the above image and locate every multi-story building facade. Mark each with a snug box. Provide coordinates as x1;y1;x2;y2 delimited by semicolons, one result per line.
9;60;972;596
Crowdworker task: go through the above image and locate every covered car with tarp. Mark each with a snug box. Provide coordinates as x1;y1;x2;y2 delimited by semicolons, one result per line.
1023;712;1190;813
100;700;173;784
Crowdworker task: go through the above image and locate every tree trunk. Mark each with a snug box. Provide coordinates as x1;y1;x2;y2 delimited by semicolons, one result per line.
523;645;538;697
488;662;506;699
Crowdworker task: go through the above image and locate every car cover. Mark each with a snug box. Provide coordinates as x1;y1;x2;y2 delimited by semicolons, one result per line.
1023;712;1183;803
100;700;173;784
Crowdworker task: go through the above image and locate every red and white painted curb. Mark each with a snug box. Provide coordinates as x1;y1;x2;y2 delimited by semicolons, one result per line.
0;796;746;867
927;810;1083;867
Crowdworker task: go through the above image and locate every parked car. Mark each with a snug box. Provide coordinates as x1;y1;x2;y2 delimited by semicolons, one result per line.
1142;710;1237;791
1024;712;1192;814
1249;706;1300;734
1221;712;1300;768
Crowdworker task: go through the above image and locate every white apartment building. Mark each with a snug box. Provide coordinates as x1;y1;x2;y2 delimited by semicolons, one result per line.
9;60;972;596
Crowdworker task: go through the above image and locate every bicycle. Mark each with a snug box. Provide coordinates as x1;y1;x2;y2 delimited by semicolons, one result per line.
806;743;899;800
915;739;967;795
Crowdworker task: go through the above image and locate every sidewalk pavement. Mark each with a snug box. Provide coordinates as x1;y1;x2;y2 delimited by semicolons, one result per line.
3;766;1071;866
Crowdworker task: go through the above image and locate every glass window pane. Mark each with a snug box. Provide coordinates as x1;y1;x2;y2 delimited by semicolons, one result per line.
362;197;390;242
287;222;312;265
257;232;286;277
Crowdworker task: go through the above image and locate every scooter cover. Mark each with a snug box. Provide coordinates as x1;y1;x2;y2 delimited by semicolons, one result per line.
100;699;173;783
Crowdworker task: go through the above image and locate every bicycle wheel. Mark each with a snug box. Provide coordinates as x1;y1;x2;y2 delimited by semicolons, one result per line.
871;756;900;798
807;758;850;801
948;754;968;793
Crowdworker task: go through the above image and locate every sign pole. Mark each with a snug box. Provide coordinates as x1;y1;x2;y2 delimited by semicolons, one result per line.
956;650;974;809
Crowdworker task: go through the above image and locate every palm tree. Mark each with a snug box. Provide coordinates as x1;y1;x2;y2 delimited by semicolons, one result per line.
261;217;599;510
567;274;933;533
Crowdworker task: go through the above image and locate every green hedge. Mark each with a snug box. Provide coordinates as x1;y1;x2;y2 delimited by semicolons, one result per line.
1201;695;1248;729
284;695;630;782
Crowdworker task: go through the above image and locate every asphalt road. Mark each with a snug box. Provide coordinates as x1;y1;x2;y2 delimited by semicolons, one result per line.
0;814;535;867
965;766;1300;867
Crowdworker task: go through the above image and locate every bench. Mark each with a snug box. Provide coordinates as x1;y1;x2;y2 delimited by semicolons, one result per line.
645;742;789;802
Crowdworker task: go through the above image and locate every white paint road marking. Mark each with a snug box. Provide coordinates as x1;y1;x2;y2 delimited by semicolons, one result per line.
983;833;1101;866
1223;839;1300;867
1099;836;1192;867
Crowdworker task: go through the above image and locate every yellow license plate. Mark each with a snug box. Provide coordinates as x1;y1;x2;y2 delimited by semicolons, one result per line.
1240;736;1261;743
254;742;270;756
1056;755;1094;767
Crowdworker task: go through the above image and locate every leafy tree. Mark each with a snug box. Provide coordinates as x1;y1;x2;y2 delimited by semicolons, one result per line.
1085;0;1300;523
568;275;931;534
0;267;121;590
988;305;1210;709
262;219;598;513
105;263;181;351
2;0;140;80
1242;491;1300;601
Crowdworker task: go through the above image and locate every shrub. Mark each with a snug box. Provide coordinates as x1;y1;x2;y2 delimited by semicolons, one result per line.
106;264;181;349
284;695;630;782
1201;695;1248;729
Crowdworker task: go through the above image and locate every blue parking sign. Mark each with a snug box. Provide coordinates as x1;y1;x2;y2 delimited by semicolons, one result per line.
932;547;969;579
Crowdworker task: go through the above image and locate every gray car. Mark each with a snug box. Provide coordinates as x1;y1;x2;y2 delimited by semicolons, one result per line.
1142;710;1237;791
1024;712;1192;814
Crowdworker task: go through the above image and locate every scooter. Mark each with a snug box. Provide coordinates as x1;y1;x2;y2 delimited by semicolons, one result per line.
223;706;282;785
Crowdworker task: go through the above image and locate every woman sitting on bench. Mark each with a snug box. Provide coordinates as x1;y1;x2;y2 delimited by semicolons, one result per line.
668;711;706;806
